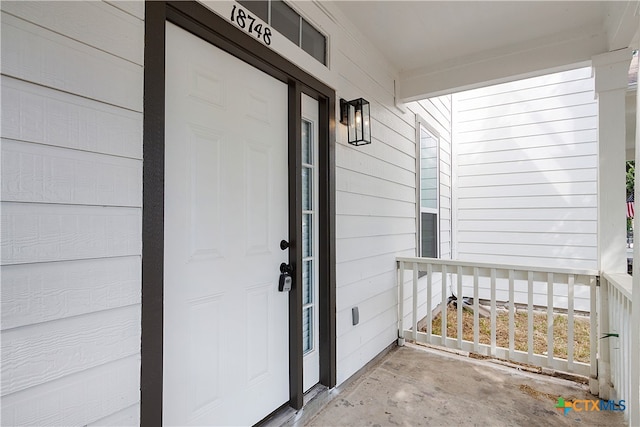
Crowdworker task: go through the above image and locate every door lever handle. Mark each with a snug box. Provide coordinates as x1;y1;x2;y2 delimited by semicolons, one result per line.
280;262;294;274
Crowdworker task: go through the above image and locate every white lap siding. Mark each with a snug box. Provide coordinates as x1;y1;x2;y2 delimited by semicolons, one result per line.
453;67;598;271
0;1;143;425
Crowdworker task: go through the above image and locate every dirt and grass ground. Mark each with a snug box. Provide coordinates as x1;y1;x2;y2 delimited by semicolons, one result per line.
424;305;591;363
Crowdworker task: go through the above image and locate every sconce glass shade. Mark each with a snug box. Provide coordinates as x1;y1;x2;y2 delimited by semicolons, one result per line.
340;98;371;146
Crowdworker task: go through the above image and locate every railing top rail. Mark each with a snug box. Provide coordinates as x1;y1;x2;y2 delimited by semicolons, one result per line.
396;256;599;278
602;272;633;300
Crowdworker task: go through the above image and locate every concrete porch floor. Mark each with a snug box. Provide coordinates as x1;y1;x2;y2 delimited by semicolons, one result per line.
306;344;625;427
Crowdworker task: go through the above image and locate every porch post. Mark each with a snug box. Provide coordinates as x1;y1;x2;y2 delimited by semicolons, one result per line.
592;48;633;404
593;48;633;274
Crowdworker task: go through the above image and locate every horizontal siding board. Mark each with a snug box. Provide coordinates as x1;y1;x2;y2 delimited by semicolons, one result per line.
0;355;140;426
410;100;451;140
458;129;597;153
336;250;410;288
1;12;142;111
337;305;396;362
1;203;141;265
366;101;415;143
337;270;397;311
88;403;139;426
1;257;141;329
458;142;597;164
459;155;597;177
1;305;140;396
2;139;142;207
457;78;594;110
336;233;415;263
1;77;143;159
458;231;596;247
336;145;415;187
336;168;414;203
336;215;415;239
456;67;592;101
1;1;143;65
104;1;144;20
367;117;416;159
458;242;596;260
458;194;597;209
457;219;596;234
456;117;596;144
457;91;596;123
457;103;597;133
337;288;396;339
458;182;596;198
364;130;415;171
458;168;596;187
336;191;415;218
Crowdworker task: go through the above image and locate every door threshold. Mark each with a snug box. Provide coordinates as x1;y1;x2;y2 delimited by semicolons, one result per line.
257;384;329;427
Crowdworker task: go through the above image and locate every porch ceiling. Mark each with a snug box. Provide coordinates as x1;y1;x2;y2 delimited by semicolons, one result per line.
332;1;640;101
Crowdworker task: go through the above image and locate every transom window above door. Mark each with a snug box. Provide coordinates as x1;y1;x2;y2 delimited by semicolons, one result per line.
238;0;327;65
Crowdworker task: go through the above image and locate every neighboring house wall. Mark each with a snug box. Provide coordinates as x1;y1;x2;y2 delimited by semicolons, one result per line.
1;2;143;425
452;66;598;271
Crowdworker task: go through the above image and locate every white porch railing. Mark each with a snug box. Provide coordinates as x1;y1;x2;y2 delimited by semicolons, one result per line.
600;273;635;423
397;257;599;379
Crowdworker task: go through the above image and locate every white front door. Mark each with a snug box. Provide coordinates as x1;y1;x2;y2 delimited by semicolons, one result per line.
164;22;290;426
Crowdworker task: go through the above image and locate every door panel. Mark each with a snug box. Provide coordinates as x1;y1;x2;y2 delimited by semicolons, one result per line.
164;22;289;426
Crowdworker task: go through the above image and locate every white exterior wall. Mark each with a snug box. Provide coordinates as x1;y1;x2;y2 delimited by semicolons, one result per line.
0;0;444;418
452;66;598;271
1;1;143;425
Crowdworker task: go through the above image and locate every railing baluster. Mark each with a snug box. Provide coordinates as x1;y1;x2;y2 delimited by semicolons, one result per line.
412;262;418;342
527;271;534;365
473;267;479;353
442;264;448;347
508;269;515;359
589;275;597;395
567;274;574;372
547;272;554;366
490;268;496;357
398;260;405;343
427;263;433;343
598;276;611;400
457;265;463;348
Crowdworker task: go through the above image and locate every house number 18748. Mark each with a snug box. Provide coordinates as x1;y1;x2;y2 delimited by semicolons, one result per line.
230;5;272;46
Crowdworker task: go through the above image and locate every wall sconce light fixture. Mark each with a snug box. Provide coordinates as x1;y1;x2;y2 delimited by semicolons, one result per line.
340;98;371;146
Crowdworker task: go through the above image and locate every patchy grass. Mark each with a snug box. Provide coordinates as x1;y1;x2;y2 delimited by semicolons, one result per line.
425;306;591;363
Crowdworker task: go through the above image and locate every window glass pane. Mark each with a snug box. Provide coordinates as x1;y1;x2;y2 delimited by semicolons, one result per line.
303;307;313;353
271;0;299;45
302;120;312;164
237;1;268;22
302;260;312;305
421;212;438;258
302;167;312;211
302;213;312;258
302;19;326;65
420;126;438;210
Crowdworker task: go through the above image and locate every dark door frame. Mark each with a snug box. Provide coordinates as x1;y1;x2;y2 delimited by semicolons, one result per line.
142;2;336;425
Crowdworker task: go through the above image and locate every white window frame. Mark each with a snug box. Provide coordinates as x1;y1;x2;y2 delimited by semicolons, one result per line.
416;117;440;258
